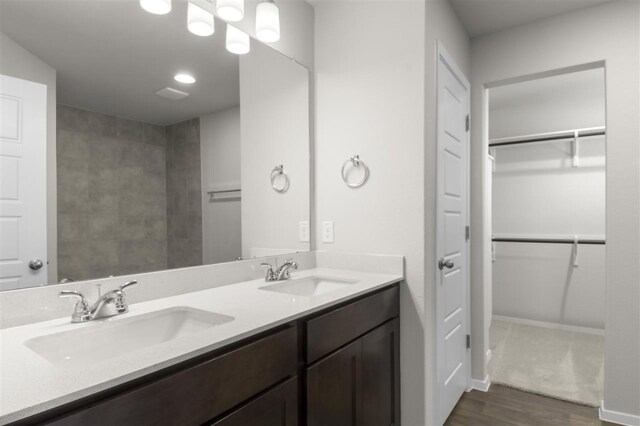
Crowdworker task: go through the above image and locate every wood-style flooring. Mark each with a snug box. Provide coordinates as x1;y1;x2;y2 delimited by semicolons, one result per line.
445;384;616;426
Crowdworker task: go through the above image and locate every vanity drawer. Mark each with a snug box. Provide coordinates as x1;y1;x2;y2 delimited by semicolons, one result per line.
305;286;399;364
46;326;297;426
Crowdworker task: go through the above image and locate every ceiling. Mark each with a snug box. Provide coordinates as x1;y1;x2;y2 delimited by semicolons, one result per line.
0;0;241;126
449;0;615;38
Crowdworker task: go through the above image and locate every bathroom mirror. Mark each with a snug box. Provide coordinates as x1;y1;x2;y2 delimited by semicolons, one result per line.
0;0;311;290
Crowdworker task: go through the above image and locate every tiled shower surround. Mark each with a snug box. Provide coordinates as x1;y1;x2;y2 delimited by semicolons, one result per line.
166;119;203;269
56;105;202;282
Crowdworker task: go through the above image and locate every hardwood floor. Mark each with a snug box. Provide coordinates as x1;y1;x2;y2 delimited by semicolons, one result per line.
445;384;616;426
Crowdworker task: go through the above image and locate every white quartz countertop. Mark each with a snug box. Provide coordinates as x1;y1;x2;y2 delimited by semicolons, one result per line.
0;267;402;424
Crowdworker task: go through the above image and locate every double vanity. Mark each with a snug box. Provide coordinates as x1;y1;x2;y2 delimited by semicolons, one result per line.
0;253;403;426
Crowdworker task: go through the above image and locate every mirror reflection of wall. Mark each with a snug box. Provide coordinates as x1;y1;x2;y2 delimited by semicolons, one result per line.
0;0;310;290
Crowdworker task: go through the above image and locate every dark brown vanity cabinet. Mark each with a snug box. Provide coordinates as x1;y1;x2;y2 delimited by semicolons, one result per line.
42;326;299;426
16;284;399;426
305;288;400;426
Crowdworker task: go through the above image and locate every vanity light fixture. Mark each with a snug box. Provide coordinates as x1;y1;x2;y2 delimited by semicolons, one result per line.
255;0;280;43
216;0;244;22
140;0;171;15
174;73;196;84
188;2;215;36
226;24;250;55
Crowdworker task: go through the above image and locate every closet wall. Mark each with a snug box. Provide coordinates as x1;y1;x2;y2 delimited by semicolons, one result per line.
490;68;606;330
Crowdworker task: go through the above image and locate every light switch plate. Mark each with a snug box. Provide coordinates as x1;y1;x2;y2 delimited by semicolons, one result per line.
299;221;310;242
322;221;334;243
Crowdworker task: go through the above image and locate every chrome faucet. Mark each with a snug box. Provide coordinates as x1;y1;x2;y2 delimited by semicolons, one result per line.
59;280;138;323
261;259;298;282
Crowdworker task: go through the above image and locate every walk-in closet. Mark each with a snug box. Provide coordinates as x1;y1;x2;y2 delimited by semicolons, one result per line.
487;67;606;407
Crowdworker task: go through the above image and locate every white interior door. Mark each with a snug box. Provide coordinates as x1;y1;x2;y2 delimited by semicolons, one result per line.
0;74;48;290
435;43;470;425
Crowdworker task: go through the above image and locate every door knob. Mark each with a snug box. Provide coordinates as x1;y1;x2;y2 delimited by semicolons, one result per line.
29;259;44;270
438;258;454;270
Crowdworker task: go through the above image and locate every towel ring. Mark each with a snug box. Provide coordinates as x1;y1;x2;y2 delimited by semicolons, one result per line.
270;165;289;193
341;155;369;188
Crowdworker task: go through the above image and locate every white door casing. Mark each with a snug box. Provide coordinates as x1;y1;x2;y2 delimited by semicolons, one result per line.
435;42;471;425
0;74;48;290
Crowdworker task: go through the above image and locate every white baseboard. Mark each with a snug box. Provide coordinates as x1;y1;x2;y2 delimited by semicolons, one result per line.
599;401;640;426
468;375;491;392
492;314;604;336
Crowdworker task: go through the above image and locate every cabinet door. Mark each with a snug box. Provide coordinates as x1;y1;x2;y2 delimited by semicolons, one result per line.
211;377;298;426
362;319;400;426
306;339;362;426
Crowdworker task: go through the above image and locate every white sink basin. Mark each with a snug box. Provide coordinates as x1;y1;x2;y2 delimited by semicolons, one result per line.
260;276;358;297
25;307;234;365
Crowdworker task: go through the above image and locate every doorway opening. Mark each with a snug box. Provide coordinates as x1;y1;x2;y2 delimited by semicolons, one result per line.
485;66;606;407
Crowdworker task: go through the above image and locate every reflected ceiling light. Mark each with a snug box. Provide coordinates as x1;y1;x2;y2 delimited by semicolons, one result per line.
174;73;196;84
140;0;171;15
226;24;250;54
216;0;244;22
255;0;280;43
188;2;215;36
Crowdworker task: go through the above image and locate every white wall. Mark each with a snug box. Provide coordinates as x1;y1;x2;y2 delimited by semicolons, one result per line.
0;32;57;284
240;41;310;259
489;68;606;139
470;0;640;417
314;1;469;423
200;107;242;264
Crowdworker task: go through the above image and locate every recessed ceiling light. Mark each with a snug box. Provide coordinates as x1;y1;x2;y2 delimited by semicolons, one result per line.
174;73;196;84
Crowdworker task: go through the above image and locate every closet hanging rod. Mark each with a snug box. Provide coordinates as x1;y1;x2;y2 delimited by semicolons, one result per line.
492;237;605;245
207;189;241;195
489;127;605;148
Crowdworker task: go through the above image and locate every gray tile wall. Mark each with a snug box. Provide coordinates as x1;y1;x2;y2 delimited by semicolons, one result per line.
57;105;168;281
165;118;203;268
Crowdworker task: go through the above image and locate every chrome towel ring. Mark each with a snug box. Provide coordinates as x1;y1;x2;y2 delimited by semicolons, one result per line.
270;164;290;193
341;155;369;188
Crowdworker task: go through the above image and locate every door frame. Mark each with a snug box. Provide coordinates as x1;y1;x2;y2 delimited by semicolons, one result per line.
434;40;472;425
477;61;608;407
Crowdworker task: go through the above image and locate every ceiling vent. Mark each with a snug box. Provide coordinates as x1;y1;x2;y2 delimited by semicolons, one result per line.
155;87;189;101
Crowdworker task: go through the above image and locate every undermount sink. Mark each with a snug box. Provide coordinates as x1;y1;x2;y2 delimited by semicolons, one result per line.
260;276;359;297
25;307;234;365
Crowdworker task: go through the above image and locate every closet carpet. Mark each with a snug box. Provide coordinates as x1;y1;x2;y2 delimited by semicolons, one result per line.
489;319;604;407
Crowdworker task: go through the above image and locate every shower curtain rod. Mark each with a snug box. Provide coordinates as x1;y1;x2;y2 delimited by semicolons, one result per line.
492;237;605;245
489;126;606;148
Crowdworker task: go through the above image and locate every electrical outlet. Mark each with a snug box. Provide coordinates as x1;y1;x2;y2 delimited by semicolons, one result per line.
322;221;334;243
299;221;310;242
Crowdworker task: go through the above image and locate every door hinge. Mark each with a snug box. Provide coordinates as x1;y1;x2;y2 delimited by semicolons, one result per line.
465;115;470;132
466;334;471;349
465;225;470;241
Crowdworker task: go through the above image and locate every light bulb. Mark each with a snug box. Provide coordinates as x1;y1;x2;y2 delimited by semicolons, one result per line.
216;0;244;22
256;1;280;43
226;24;250;54
188;2;215;36
174;73;196;84
140;0;171;15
